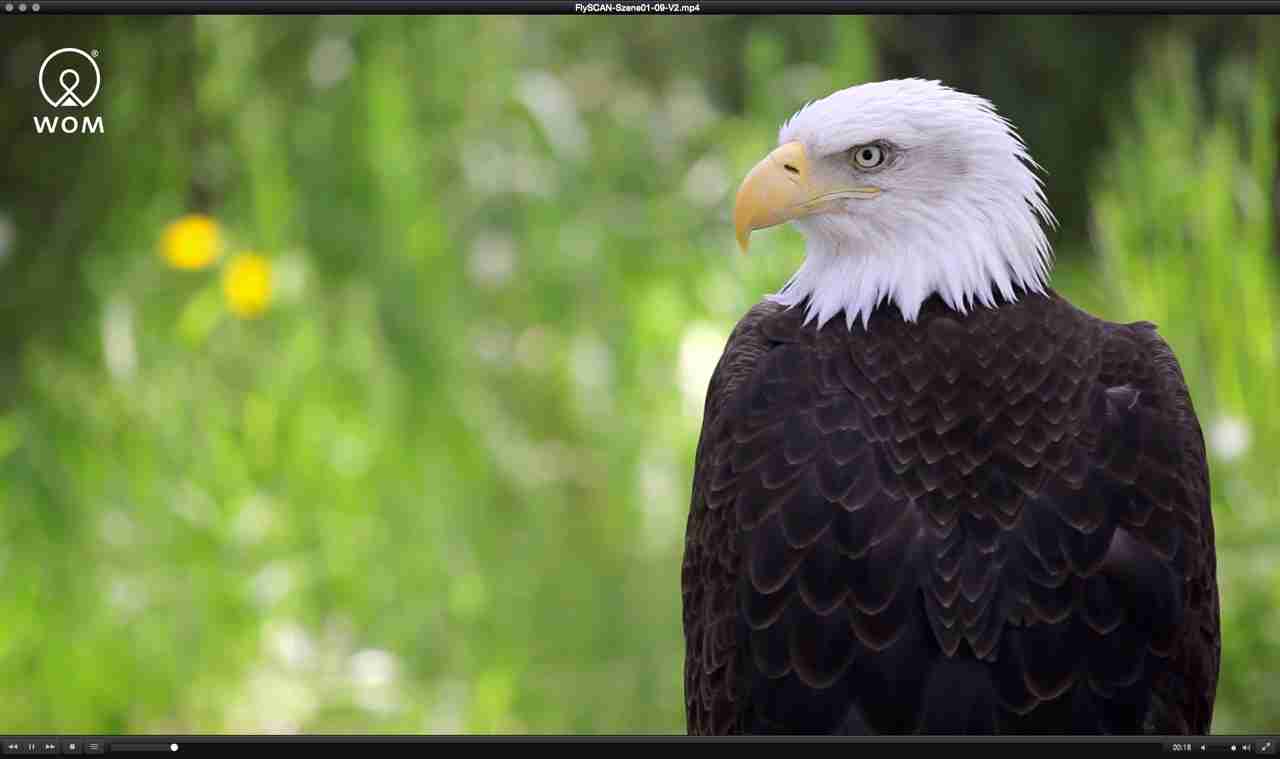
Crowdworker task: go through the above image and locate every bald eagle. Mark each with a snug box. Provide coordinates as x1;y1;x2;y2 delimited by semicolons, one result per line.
681;79;1220;735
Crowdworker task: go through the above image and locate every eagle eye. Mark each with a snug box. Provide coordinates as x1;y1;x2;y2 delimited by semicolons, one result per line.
851;143;887;170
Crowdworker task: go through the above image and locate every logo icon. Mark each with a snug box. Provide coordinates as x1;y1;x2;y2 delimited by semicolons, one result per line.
38;47;100;108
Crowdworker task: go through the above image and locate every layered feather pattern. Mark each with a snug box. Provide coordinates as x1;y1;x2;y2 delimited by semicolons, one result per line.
681;291;1219;735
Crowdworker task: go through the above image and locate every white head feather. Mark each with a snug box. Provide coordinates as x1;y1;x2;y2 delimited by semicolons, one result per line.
766;78;1057;329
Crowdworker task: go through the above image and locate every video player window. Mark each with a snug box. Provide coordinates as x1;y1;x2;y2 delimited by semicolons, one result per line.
0;3;1277;752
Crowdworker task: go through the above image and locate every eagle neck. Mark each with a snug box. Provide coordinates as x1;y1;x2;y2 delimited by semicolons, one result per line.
766;203;1054;331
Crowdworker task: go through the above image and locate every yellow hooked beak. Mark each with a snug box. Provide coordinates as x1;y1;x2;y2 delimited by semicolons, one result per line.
733;141;881;253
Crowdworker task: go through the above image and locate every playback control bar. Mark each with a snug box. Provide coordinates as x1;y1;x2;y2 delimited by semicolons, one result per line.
2;740;180;755
0;736;1274;756
1166;740;1278;754
2;740;108;755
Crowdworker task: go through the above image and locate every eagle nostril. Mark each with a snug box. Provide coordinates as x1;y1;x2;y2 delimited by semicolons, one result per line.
783;164;800;175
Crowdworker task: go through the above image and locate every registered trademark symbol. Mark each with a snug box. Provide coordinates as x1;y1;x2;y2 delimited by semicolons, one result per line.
92;49;99;57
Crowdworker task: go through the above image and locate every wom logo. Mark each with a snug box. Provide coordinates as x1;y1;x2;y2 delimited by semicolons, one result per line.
33;48;105;134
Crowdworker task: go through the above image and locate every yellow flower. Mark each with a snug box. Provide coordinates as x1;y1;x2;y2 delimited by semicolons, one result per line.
160;214;223;270
222;253;273;319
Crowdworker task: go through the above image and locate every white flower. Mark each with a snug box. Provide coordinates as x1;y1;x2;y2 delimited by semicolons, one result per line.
308;37;354;89
468;233;516;288
1209;415;1251;462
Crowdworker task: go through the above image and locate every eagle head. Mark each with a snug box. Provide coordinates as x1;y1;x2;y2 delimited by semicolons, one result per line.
733;78;1057;329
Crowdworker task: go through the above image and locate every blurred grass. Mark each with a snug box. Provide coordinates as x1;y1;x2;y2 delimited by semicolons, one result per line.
0;14;1275;735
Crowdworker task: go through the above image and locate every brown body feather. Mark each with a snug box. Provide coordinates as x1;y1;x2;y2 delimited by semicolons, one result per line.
682;289;1219;735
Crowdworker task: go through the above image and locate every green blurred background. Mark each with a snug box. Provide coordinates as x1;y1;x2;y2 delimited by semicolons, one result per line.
0;13;1277;735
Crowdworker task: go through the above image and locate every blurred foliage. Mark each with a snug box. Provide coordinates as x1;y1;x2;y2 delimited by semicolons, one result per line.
0;13;1276;735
